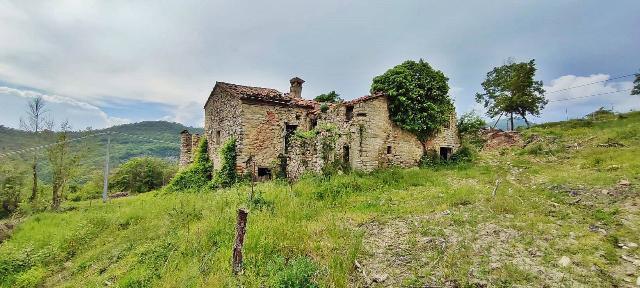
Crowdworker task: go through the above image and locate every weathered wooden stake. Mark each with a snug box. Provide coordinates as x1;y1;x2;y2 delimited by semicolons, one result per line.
492;179;501;197
232;208;248;274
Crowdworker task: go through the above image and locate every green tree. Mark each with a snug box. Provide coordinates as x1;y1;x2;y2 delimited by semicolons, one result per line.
475;59;546;129
314;91;342;103
110;157;177;193
47;121;81;210
370;59;454;144
632;71;640;95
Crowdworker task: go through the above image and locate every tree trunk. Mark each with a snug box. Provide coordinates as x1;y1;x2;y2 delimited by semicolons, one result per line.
510;113;514;131
51;181;60;210
522;116;531;128
30;155;38;202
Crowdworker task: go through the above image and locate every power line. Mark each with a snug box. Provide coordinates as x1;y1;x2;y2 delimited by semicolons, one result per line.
545;73;636;94
547;88;632;103
0;131;110;158
0;130;179;158
109;131;179;146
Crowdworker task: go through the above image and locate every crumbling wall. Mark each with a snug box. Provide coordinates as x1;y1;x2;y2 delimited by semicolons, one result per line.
313;97;424;172
424;113;461;153
240;101;311;176
179;130;193;168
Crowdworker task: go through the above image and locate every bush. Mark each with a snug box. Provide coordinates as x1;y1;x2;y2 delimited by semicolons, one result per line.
457;111;487;148
110;157;177;194
0;161;27;216
274;257;318;288
420;145;476;168
166;138;212;191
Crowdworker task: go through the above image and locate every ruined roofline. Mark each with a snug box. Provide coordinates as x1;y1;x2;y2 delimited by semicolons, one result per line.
204;81;319;109
342;92;386;106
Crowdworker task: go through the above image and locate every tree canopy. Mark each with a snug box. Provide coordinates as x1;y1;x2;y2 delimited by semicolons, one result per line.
370;59;454;141
475;59;547;129
632;71;640;95
110;156;176;193
314;91;342;103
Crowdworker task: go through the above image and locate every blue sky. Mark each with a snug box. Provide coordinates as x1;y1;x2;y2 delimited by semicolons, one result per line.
1;0;638;129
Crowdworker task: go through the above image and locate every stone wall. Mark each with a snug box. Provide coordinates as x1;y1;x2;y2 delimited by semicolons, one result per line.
199;87;460;180
285;96;460;179
240;101;310;176
204;89;244;171
179;131;193;168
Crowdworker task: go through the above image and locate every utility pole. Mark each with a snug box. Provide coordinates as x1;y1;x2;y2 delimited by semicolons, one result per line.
103;133;110;203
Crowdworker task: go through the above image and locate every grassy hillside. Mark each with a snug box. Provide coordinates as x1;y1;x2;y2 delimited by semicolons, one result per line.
0;121;203;182
0;113;639;287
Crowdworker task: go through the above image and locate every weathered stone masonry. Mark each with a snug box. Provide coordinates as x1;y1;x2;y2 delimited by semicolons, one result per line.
180;77;460;180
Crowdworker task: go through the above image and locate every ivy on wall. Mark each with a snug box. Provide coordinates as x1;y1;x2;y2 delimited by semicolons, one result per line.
212;138;237;188
166;138;212;191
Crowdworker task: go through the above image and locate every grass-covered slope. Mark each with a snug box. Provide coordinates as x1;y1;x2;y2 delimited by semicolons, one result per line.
1;113;639;287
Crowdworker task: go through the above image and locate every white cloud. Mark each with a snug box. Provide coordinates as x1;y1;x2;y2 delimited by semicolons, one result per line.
541;74;638;122
161;101;204;127
0;86;130;130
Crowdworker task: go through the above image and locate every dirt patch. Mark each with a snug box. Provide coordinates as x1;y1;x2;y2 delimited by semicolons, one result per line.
0;219;18;244
482;129;522;150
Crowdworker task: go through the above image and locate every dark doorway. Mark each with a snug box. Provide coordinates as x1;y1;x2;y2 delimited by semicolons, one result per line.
257;167;272;181
440;147;453;160
284;124;298;154
343;145;350;165
345;106;354;121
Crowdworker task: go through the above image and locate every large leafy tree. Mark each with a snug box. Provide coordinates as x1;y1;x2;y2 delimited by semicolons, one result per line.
476;59;547;129
632;71;640;95
371;59;454;142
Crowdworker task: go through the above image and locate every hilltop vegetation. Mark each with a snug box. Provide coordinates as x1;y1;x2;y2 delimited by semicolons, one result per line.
0;112;639;287
0;121;202;167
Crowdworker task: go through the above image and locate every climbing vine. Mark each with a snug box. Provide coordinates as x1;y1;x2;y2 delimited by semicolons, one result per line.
212;138;237;188
166;138;212;191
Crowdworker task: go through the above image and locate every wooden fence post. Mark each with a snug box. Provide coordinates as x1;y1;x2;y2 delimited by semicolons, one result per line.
232;208;248;274
492;179;501;197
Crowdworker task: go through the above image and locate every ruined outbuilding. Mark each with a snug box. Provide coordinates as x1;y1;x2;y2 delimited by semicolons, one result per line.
180;77;460;179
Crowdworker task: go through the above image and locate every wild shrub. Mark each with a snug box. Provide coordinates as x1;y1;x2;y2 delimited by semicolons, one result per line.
110;157;177;194
247;191;275;212
212;138;237;188
166;138;212;191
274;257;318;288
420;145;476;168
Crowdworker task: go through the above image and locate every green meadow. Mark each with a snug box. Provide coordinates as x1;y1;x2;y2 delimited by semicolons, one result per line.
1;112;639;287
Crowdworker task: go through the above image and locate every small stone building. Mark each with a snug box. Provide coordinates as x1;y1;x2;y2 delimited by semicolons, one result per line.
180;77;460;179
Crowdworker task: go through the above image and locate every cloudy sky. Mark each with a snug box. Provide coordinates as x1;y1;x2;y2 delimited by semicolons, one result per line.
0;0;638;129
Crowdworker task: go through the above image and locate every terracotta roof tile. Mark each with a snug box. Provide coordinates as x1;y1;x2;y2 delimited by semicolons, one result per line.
343;92;385;106
210;82;318;108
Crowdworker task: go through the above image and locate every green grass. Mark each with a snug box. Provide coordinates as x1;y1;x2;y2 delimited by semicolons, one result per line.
1;112;640;287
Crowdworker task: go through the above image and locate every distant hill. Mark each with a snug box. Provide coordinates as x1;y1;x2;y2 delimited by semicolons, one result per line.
0;121;203;182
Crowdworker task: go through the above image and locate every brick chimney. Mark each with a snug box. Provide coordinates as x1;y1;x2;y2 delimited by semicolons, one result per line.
289;77;304;99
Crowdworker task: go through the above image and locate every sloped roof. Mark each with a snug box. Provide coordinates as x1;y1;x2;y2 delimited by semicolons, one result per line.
205;82;318;108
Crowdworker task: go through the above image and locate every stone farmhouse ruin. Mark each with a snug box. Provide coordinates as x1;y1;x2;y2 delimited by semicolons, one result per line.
180;77;460;179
